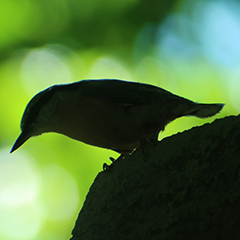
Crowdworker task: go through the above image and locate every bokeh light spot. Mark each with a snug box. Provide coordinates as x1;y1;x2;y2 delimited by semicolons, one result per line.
38;163;79;220
195;0;240;69
0;148;43;240
89;57;131;80
0;149;41;206
21;45;73;95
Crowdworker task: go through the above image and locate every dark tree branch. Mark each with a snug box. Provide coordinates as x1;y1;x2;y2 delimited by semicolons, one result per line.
70;115;240;240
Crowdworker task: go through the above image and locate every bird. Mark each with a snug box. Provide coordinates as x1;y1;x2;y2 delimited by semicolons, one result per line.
10;79;224;155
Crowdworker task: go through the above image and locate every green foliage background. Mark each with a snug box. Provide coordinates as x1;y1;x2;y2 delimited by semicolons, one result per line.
0;0;237;239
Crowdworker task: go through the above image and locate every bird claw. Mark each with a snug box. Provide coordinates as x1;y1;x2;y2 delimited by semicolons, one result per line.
103;162;111;171
109;157;116;162
102;154;125;171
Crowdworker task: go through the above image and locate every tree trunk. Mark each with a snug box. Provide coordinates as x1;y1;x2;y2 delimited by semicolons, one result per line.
70;115;240;240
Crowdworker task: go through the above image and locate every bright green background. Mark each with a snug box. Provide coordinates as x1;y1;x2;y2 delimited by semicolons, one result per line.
0;0;238;239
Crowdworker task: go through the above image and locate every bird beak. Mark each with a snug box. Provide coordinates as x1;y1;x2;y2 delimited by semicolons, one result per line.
10;130;30;153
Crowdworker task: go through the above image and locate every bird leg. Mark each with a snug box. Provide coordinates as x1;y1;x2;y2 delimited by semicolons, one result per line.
140;134;158;155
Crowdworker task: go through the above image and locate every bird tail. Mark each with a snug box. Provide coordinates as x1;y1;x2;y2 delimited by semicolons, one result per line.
185;103;225;118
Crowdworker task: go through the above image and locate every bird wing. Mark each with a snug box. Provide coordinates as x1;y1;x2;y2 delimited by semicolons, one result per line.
70;79;168;106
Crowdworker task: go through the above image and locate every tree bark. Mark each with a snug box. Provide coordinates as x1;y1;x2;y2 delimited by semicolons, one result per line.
70;115;240;240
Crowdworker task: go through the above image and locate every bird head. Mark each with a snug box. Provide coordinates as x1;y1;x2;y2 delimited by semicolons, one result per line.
10;85;60;153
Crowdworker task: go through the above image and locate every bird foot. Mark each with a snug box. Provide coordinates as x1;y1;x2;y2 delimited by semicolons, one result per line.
102;154;125;171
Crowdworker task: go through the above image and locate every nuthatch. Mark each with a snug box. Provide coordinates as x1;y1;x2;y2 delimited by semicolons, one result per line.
11;79;224;155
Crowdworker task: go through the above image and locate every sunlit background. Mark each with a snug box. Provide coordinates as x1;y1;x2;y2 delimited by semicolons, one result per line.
0;0;239;239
